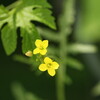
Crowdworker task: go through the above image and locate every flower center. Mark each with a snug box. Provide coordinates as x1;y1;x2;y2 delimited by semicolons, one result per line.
39;46;44;50
47;63;52;68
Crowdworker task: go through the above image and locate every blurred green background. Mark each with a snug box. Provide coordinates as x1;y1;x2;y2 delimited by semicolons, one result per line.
0;0;100;100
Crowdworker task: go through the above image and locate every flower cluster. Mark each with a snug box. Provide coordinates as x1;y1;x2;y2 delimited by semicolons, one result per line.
25;39;59;76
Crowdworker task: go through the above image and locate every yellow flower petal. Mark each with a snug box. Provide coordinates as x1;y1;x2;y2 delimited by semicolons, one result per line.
44;57;52;64
33;48;40;54
52;62;59;69
48;68;56;76
40;49;47;55
39;64;47;71
42;40;48;48
35;40;42;47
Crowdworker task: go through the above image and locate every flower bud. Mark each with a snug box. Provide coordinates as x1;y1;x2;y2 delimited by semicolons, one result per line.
25;51;33;57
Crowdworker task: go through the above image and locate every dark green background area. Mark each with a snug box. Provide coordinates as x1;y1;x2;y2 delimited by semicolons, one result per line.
0;0;100;100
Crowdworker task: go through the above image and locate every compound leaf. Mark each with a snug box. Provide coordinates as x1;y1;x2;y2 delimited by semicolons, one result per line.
0;0;56;55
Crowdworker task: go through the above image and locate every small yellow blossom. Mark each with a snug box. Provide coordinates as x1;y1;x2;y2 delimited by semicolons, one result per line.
25;51;33;57
39;57;59;76
33;39;48;55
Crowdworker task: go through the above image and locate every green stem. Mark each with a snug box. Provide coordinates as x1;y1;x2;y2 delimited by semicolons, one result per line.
56;65;66;100
56;0;75;99
56;32;67;100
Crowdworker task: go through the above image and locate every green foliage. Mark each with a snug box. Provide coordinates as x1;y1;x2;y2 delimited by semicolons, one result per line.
67;57;83;71
58;0;75;32
13;54;42;75
0;5;9;28
68;43;97;54
38;0;97;86
20;24;40;53
1;24;17;55
13;2;97;100
13;54;39;68
92;82;100;96
0;0;56;55
0;5;9;20
11;82;42;100
31;8;55;29
0;0;99;100
64;75;72;85
15;0;97;83
75;0;100;42
20;0;51;8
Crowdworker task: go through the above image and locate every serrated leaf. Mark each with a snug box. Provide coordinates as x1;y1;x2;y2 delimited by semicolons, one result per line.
67;57;84;71
0;0;56;55
1;24;17;55
20;23;40;53
21;0;52;8
31;8;56;29
16;7;56;29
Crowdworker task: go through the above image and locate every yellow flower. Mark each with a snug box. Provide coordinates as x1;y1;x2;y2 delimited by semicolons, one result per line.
39;57;59;76
25;51;33;57
33;39;48;55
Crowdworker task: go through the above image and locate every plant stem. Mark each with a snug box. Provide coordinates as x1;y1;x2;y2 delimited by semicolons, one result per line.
56;0;75;100
56;31;67;100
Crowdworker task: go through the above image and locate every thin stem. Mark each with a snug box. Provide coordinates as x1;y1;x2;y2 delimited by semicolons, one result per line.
56;66;66;100
56;32;67;100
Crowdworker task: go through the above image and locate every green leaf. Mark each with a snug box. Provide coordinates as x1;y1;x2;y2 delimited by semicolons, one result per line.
0;19;7;29
67;57;84;71
0;5;9;20
21;0;52;8
0;5;9;29
68;43;97;54
31;8;56;29
16;7;32;27
1;24;17;55
20;23;40;53
0;0;56;55
16;7;56;29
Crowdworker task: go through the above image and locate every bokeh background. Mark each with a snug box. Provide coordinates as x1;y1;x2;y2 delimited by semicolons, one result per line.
0;0;100;100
